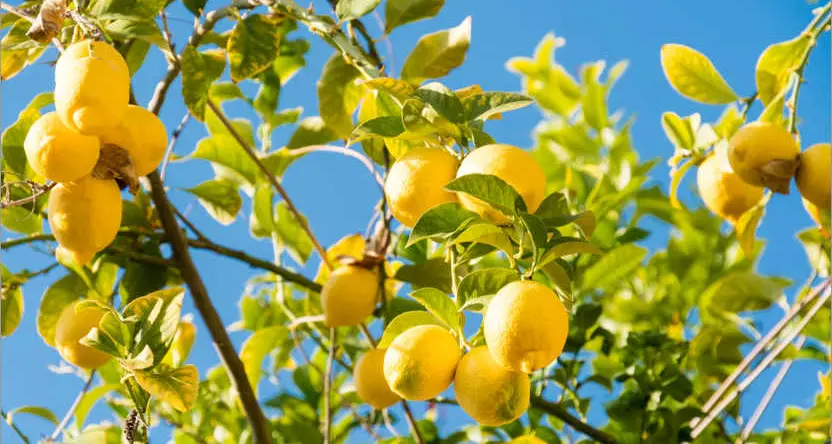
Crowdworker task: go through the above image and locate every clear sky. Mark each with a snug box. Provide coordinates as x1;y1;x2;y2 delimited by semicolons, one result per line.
2;0;830;441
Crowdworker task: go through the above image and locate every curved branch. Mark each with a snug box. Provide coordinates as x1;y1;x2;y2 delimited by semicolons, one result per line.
50;371;96;440
530;396;617;444
290;145;385;190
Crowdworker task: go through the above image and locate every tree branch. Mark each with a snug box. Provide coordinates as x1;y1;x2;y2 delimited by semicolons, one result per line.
323;328;336;443
289;145;384;190
1;181;55;210
50;371;96;440
0;409;31;443
530;396;617;444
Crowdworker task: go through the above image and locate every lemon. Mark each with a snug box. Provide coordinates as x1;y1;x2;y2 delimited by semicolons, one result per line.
55;245;96;267
455;144;546;224
54;40;130;135
54;301;111;369
727;122;799;194
354;348;401;409
385;147;459;227
383;325;460;400
697;145;764;224
454;346;530;426
47;176;122;264
509;437;547;444
23;112;100;183
100;104;168;176
320;264;379;327
796;143;831;210
484;280;569;373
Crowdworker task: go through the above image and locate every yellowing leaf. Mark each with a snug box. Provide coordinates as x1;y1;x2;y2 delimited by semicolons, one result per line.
317;53;364;138
134;364;199;412
661;43;737;105
756;33;812;105
227;14;281;82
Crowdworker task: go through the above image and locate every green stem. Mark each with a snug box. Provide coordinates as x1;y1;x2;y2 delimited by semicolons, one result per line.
1;409;31;443
787;5;831;134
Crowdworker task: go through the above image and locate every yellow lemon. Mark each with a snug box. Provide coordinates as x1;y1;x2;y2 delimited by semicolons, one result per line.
47;176;122;263
354;348;401;409
23;112;100;183
455;144;546;224
796;143;831;210
454;346;530;426
509;437;547;444
54;301;111;369
320;264;379;327
54;40;130;135
697;145;764;224
100;104;168;176
727;122;799;193
484;280;569;373
383;325;460;400
385;147;459;227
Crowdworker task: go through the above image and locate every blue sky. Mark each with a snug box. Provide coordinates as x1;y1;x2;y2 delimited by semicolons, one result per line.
2;0;830;441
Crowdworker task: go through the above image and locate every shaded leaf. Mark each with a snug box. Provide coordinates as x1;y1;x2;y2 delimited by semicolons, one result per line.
287;116;339;149
412;82;465;123
700;272;789;315
394;258;452;294
181;46;212;121
6;405;58;425
1;282;23;337
184;179;243;226
134;364;199;412
445;173;526;215
227;14;281;82
350;116;405;141
456;268;519;308
385;0;445;33
275;202;314;265
75;384;121;428
408;202;480;246
401;17;471;84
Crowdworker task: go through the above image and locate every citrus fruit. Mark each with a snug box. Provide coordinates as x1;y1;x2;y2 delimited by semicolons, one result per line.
383;325;460;400
47;176;122;264
100;104;168;176
796;143;831;210
508;437;547;444
54;301;111;369
23;111;100;183
454;346;530;426
54;40;130;135
320;264;379;327
727;121;799;194
354;348;401;409
697;145;764;224
484;280;569;373
385;147;459;227
455;144;546;224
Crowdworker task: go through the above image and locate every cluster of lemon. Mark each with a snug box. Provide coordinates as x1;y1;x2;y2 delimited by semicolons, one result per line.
24;40;167;265
698;121;830;230
321;144;571;426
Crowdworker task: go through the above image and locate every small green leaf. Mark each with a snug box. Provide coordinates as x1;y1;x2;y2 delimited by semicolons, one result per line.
445;173;526;216
462;92;533;122
184;179;243;226
661;111;695;150
134;364;199;412
250;183;275;238
6;405;58;425
75;384;121;428
124;39;150;76
736;200;766;257
385;0;445;33
660;43;737;105
37;274;87;347
274;202;313;265
241;326;287;396
714;104;745;139
287;116;339;149
411;82;465;123
336;0;382;21
377;311;442;348
401;17;471;84
409;202;480;245
756;33;812;105
1;107;39;177
350;116;405;141
798;228;831;277
409;287;459;332
456;268;519;308
227;14;281;82
318;53;363;138
393;258;452;294
210;82;247;102
580;244;646;291
181;46;211;121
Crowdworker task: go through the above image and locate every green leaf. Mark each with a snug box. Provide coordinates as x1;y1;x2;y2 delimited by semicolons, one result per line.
580;244;647;291
181;46;212;121
362;77;416;100
184;179;243;226
350;116;405;141
462;92;533;122
401;17;471;84
192;135;259;185
456;268;520;308
445;173;526;216
317;53;363;138
1;206;42;234
37;274;87;347
384;0;444;33
736;200;766;257
6;405;58;425
86;0;165;19
75;384;121;428
287;116;339;149
336;0;382;21
408;202;480;245
756;33;812;105
250;183;276;238
119;248;168;306
700;272;789;315
759;73;796;125
1;282;22;337
661;111;695;150
210;82;247;102
411;82;465;123
458;295;495;314
122;288;185;366
377;311;442;348
92;262;119;300
134;364;199;412
241;326;287;396
124;38;150;76
471;128;496;147
660;43;737;105
104;18;165;46
274;202;313;265
393;258;452;294
183;0;206;15
228;14;281;82
581;61;608;130
798;228;831;277
81;309;130;359
1;107;39;176
534;192;575;226
714;104;745;139
409;287;460;332
539;238;602;269
0;19;45;80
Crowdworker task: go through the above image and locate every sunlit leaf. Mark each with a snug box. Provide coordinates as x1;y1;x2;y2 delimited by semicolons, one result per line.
401;17;471;84
756;33;812;105
184;179;243;226
409;287;460;332
385;0;445;33
377;311;442;348
227;14;281;82
134;364;199;412
660;43;737;104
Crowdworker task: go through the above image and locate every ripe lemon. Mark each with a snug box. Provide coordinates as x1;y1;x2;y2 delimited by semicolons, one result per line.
803;197;830;237
484;280;568;373
796;143;831;210
454;346;530;426
47;176;122;264
23;112;100;183
385;147;459;227
727;122;799;193
509;437;547;444
54;40;130;135
383;325;460;400
55;301;111;369
697;145;764;224
100;105;168;176
354;348;401;409
320;264;379;327
455;144;546;224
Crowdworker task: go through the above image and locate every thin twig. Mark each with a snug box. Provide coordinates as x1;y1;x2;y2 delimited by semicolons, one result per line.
0;1;64;51
206;98;334;271
323;328;336;443
160;113;190;182
50;371;96;440
290;145;384;189
400;401;424;444
1;409;31;443
173;206;209;241
1;182;55;210
530;396;617;444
